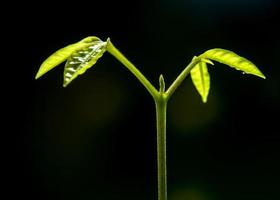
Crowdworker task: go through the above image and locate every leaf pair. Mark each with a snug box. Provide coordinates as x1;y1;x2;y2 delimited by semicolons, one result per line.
35;36;108;87
190;48;266;103
35;36;266;100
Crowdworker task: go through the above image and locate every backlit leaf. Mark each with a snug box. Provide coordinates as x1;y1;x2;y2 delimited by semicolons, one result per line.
63;39;107;87
201;48;265;79
35;36;100;79
200;58;214;65
191;61;210;103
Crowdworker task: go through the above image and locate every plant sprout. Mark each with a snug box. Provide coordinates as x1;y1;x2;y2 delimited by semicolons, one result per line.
35;36;265;200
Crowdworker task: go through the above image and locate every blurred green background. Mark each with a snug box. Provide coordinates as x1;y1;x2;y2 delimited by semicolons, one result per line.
11;0;280;199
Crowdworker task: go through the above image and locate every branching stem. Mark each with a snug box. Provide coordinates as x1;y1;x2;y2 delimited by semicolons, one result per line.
36;36;265;200
165;56;200;100
107;39;159;99
107;39;200;200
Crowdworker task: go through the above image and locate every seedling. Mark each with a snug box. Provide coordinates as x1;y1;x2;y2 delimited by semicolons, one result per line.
36;36;265;200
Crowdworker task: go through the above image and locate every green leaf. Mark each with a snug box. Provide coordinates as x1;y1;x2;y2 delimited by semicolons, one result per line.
191;61;210;103
35;36;101;79
200;58;214;65
201;48;266;79
63;39;108;87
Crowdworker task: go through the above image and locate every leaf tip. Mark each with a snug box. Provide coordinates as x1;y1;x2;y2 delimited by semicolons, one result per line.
201;58;214;65
63;78;73;87
35;70;43;79
202;95;208;103
35;74;40;80
250;69;266;79
259;73;266;79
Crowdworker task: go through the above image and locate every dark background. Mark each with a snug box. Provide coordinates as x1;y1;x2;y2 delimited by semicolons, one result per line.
7;0;280;199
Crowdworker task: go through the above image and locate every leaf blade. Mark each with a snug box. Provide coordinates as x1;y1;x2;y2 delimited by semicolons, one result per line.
201;48;266;79
63;40;108;87
35;36;101;79
191;61;210;103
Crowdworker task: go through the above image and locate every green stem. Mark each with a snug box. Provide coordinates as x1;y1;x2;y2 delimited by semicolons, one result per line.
106;39;158;99
106;39;200;200
166;56;200;100
155;89;168;200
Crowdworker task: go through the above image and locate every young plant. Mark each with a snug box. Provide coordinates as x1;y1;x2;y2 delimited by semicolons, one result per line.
35;36;265;200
